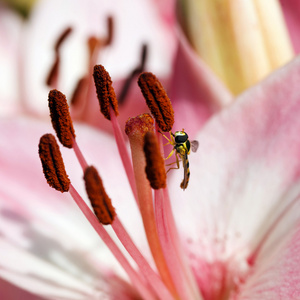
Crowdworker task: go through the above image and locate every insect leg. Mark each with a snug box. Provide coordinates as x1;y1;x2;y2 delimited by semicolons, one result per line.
160;131;175;146
166;152;180;173
165;148;175;160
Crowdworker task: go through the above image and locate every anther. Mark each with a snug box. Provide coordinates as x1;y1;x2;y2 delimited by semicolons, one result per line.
144;132;166;189
93;65;119;120
54;27;72;52
46;56;60;87
38;134;70;192
105;16;114;46
84;166;116;225
48;89;76;148
46;27;72;87
138;72;174;132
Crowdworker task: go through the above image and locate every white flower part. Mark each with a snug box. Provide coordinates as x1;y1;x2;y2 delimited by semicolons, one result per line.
0;117;148;298
168;56;300;296
22;0;176;115
0;4;23;116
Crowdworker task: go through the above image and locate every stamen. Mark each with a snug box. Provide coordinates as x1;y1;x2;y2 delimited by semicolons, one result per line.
68;184;156;300
118;44;148;105
46;27;72;88
138;72;174;132
143;132;166;189
46;56;60;87
54;27;72;52
83;166;116;225
105;16;114;46
70;76;88;106
93;64;119;120
88;37;99;58
48;89;75;148
38;134;70;192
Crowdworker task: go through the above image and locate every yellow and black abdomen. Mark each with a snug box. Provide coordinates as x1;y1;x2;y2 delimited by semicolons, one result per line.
180;153;190;190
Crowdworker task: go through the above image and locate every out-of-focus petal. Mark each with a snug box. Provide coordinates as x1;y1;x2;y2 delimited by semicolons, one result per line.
22;0;176;117
0;4;23;116
0;116;148;298
170;27;233;136
0;237;105;299
0;276;46;300
280;0;300;54
169;55;300;265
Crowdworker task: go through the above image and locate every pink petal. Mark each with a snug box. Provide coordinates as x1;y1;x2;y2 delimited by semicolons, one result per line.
169;55;300;272
170;27;234;136
239;222;300;299
280;0;300;53
0;277;46;300
0;116;147;298
0;4;23;116
22;0;176;119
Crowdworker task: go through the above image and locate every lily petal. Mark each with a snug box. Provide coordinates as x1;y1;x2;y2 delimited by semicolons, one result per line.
170;27;234;136
239;222;300;298
0;116;148;298
280;0;300;53
0;276;46;300
0;4;23;116
169;55;300;283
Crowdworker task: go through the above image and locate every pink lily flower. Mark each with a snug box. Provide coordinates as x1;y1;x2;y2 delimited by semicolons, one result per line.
2;55;300;299
1;0;300;299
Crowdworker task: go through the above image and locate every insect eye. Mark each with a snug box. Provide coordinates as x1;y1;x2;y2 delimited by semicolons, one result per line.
175;133;188;143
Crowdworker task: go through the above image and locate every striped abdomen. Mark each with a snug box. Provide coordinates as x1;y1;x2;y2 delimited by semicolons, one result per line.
180;153;190;190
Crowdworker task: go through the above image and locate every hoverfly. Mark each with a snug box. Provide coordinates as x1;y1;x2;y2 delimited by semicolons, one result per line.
162;129;199;190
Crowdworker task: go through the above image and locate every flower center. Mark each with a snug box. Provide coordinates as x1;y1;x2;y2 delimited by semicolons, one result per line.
39;65;256;300
190;250;250;300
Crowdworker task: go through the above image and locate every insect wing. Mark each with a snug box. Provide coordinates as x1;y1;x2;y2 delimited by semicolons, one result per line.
191;140;199;153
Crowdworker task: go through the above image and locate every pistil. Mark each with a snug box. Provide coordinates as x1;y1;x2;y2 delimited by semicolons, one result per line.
138;73;202;299
125;114;178;298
